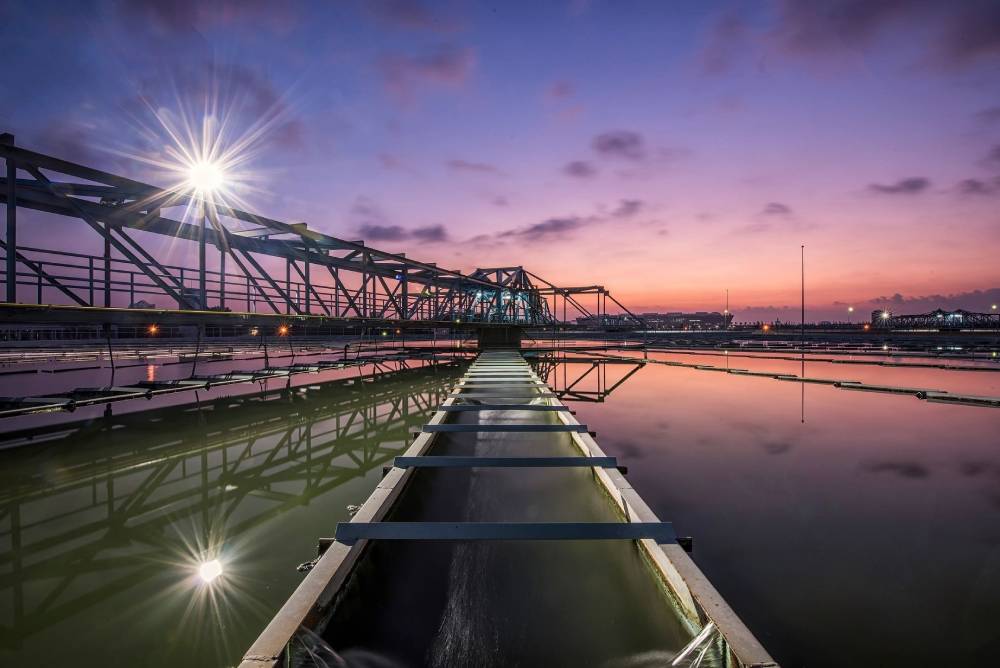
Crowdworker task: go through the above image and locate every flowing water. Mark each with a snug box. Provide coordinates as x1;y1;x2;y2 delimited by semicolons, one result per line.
0;347;997;666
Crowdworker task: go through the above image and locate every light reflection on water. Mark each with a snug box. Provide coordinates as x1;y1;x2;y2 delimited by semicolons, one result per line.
0;363;460;667
545;353;1000;668
0;349;996;667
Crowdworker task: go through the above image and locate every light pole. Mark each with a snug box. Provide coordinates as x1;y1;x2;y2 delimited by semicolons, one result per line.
847;305;854;324
724;288;730;330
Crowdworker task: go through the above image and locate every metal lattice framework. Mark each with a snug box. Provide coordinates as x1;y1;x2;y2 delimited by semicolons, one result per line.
0;362;461;650
872;308;1000;330
0;133;627;329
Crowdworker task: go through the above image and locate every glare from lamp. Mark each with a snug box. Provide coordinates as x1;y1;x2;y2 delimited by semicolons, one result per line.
198;559;223;584
187;161;226;193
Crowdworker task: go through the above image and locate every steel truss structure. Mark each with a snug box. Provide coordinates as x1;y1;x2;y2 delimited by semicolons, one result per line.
0;134;638;331
873;308;1000;331
0;362;462;650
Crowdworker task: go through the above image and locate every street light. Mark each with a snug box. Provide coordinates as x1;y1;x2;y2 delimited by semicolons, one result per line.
187;160;226;194
847;306;854;324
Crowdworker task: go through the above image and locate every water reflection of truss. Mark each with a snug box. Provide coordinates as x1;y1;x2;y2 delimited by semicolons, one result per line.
0;362;462;649
528;352;644;402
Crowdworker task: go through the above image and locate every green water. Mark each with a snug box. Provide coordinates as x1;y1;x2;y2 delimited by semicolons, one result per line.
0;364;461;667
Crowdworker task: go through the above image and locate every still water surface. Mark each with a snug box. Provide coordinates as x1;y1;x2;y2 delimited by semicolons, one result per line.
0;350;997;666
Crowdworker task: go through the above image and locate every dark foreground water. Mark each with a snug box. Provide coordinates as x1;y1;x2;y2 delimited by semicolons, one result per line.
0;349;997;666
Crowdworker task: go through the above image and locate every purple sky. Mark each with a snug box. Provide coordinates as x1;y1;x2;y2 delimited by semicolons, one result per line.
1;0;999;321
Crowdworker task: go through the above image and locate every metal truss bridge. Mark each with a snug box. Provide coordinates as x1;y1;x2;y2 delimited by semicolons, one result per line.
0;133;640;335
0;353;640;649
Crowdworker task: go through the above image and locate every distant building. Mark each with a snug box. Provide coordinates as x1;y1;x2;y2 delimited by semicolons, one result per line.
636;311;733;330
574;314;635;329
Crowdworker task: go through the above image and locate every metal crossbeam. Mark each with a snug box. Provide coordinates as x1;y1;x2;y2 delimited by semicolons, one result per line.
448;393;558;399
440;404;570;412
394;456;616;468
422;424;588;433
334;521;676;544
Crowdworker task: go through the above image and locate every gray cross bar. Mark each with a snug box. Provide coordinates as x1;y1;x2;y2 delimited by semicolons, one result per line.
422;424;588;433
394;456;617;468
334;521;677;544
440;404;570;412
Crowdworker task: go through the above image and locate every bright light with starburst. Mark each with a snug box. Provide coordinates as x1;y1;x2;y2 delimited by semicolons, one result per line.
187;161;226;193
198;558;224;584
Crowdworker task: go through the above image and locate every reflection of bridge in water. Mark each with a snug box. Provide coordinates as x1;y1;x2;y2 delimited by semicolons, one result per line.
0;353;645;652
0;362;463;651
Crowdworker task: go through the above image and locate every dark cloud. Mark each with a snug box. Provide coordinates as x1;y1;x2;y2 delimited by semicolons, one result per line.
774;0;918;55
358;223;408;241
499;216;591;242
446;159;501;174
864;460;931;479
612;440;646;460
868;177;930;194
611;199;644;218
592;130;645;161
378;153;401;170
733;221;774;235
762;202;793;215
986;144;1000;168
956;178;1000;195
701;9;751;75
366;0;460;32
118;0;295;34
547;80;575;99
411;224;449;243
563;160;597;178
976;107;1000;124
358;222;449;244
959;461;995;477
865;288;1000;313
377;44;475;100
936;1;1000;66
699;2;1000;73
761;441;794;455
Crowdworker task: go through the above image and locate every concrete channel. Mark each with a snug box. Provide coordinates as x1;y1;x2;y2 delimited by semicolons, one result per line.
240;351;777;667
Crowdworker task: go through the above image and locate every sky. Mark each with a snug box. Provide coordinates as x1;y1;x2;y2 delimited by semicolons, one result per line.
1;0;999;322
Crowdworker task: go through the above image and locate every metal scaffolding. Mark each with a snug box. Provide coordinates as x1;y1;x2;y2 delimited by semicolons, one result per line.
0;133;626;329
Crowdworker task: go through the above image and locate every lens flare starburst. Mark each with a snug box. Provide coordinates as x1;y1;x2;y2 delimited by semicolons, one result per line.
107;67;298;242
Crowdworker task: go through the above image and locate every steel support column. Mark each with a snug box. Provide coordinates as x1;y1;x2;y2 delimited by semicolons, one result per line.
199;208;207;309
5;156;15;302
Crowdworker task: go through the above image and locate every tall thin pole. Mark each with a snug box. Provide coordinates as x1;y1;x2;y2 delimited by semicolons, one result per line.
800;244;805;351
5;154;16;303
801;244;806;422
198;202;207;309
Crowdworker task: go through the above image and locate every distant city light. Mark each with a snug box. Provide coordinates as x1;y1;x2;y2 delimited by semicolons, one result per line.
198;559;223;584
187;160;226;193
762;323;770;332
993;304;998;310
863;323;871;331
277;325;289;336
147;324;159;335
847;306;854;313
881;311;890;319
